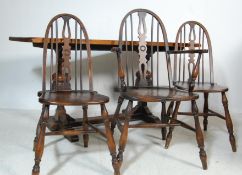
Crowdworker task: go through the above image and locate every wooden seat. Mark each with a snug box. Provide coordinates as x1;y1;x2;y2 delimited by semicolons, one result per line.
175;82;228;92
111;9;208;174
39;91;109;105
32;14;117;175
167;21;236;152
121;87;198;102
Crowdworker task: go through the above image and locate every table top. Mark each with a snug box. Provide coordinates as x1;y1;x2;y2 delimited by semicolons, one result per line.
9;37;182;51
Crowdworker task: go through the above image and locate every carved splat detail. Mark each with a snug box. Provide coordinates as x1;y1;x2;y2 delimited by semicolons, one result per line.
188;23;196;81
62;38;71;82
53;16;72;91
138;12;148;79
61;17;72;88
134;12;153;87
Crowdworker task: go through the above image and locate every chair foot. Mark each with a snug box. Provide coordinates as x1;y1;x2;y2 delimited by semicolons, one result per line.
112;156;121;175
200;149;208;170
32;164;40;175
83;134;89;148
165;131;172;149
230;134;236;152
114;170;121;175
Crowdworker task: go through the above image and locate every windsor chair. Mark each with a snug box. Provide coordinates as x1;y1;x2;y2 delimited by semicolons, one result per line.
32;14;117;175
166;21;236;152
111;9;208;174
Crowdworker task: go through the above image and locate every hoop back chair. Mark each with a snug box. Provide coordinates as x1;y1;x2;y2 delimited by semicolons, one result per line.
32;14;117;175
170;21;236;152
111;9;208;174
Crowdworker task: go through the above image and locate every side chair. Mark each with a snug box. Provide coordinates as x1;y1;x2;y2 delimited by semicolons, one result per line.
32;13;117;175
111;9;208;175
166;21;236;152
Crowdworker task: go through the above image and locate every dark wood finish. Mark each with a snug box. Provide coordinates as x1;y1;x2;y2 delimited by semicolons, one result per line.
161;101;167;140
31;13;116;175
9;34;184;138
32;105;49;175
165;101;181;148
120;87;199;102
9;37;190;51
203;92;209;131
191;100;207;170
39;91;109;105
112;9;208;174
171;21;236;152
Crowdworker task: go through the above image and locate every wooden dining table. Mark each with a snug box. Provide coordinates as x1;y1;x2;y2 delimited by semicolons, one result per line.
9;36;181;142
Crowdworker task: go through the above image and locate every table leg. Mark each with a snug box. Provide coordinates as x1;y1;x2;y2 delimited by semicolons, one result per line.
47;105;79;142
131;102;160;123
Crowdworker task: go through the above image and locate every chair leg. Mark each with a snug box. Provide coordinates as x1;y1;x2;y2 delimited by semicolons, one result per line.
117;100;133;174
101;104;119;175
33;106;45;152
32;105;49;175
192;100;207;170
203;92;209;131
161;101;167;140
165;101;180;149
111;96;124;134
167;101;174;117
33;121;40;152
82;105;89;148
221;92;236;152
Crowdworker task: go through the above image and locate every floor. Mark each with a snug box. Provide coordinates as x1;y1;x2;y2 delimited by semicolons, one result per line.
0;108;241;175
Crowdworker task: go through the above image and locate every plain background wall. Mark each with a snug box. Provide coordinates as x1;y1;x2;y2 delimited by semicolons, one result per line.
1;0;242;114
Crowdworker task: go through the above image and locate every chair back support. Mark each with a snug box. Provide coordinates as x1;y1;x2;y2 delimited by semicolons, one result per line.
173;21;214;85
117;9;173;90
42;13;93;92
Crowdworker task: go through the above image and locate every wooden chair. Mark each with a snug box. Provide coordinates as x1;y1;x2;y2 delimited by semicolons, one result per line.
167;21;236;152
32;14;117;175
111;9;208;174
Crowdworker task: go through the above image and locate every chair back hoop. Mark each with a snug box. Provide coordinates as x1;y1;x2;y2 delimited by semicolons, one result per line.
42;13;93;92
173;21;214;86
117;9;173;90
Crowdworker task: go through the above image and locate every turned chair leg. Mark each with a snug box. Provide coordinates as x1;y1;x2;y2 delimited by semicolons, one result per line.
165;101;180;149
111;96;124;134
33;106;45;152
192;100;207;170
203;92;209;131
82;105;89;148
116;100;133;174
32;105;49;175
101;104;119;175
161;101;167;140
221;92;236;152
